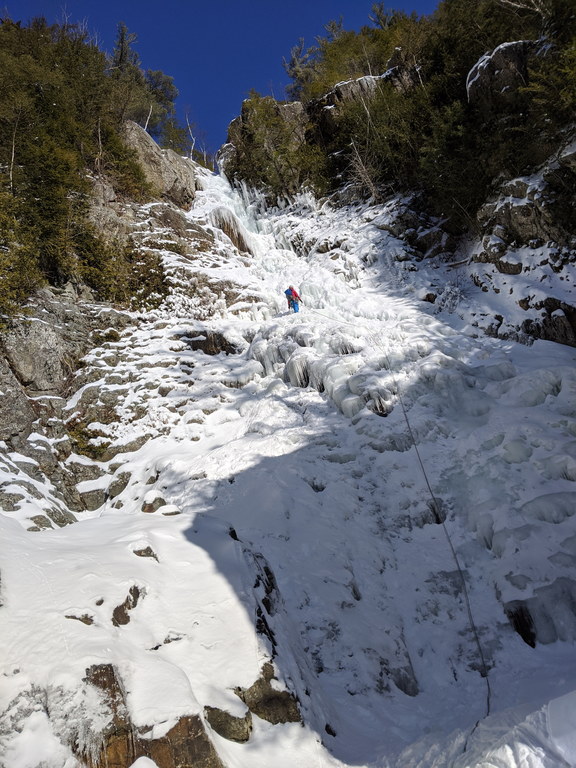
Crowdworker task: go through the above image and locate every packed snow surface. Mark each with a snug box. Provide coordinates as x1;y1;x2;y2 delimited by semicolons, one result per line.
1;169;576;768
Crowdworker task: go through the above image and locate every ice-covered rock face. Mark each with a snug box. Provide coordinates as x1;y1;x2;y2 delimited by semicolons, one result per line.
2;166;576;768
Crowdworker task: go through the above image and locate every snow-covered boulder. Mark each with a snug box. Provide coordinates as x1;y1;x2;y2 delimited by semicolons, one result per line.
83;664;225;768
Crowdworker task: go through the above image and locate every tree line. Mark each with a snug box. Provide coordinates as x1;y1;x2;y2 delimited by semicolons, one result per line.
225;0;575;228
0;16;195;318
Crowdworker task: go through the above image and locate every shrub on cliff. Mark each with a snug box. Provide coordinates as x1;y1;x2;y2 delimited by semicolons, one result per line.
0;190;42;319
227;91;328;198
229;0;574;229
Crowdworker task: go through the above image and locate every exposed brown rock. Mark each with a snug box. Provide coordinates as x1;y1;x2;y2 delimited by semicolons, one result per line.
111;585;142;626
28;514;54;531
79;487;107;512
82;664;225;768
133;546;159;562
65;613;94;625
142;494;166;514
108;472;131;499
520;298;576;346
183;331;239;356
46;507;77;527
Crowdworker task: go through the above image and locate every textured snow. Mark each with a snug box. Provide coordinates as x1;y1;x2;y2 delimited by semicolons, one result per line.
1;168;576;767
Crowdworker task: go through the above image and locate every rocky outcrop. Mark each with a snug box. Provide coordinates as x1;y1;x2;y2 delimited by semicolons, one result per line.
204;706;252;743
466;41;535;117
277;100;308;144
1;286;118;394
316;53;416;115
0;173;253;527
122;120;197;208
474;135;576;256
82;665;224;768
0;285;129;434
180;330;240;356
234;662;301;725
382;46;421;94
0;358;36;441
215;141;237;178
469;132;576;346
309;44;420;137
0;284;131;521
225;99;308;164
521;299;576;347
111;585;143;626
477;178;559;249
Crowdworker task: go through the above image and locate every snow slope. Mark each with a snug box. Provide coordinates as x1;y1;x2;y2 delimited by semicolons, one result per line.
1;170;576;768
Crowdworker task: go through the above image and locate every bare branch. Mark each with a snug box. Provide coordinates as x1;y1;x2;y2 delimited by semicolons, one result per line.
493;0;550;18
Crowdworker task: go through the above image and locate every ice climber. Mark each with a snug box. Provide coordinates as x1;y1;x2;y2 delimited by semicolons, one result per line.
285;285;301;313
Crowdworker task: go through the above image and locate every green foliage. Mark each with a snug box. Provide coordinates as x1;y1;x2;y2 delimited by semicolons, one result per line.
0;15;183;316
235;0;575;227
0;189;42;319
66;417;111;460
284;11;428;104
522;35;576;131
228;91;328;198
98;124;153;201
77;232;167;309
109;23;182;142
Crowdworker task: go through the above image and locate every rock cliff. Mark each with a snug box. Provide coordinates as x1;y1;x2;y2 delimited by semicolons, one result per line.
122;120;197;209
221;39;575;348
469;131;576;346
466;40;536;117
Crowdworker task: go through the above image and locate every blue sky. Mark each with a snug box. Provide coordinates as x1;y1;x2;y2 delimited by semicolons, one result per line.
11;1;439;152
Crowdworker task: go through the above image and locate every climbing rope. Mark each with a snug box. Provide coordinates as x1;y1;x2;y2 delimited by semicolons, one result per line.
299;303;492;722
378;340;492;722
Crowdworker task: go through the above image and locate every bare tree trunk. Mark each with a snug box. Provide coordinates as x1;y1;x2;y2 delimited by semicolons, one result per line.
413;56;426;90
185;112;196;159
9;111;20;195
350;139;380;201
143;103;153;131
95;117;103;177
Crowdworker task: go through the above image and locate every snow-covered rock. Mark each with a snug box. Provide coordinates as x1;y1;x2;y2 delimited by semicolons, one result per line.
471;132;576;345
